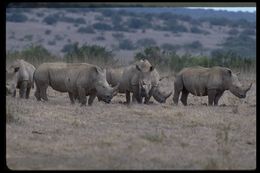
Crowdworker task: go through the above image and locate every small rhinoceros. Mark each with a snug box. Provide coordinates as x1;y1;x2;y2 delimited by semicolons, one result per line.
106;67;172;103
33;62;118;106
6;59;35;99
173;66;252;106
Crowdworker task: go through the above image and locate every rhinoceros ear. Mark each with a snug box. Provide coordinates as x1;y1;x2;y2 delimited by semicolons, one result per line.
94;66;103;74
150;66;154;72
227;69;232;76
14;67;20;72
136;64;141;71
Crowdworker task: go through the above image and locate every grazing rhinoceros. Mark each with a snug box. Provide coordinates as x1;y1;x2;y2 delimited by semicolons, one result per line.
33;62;118;106
106;67;172;103
173;66;252;106
6;59;35;99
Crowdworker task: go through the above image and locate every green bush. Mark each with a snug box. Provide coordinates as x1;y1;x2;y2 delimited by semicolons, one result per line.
43;14;58;25
135;38;157;48
45;29;52;35
92;22;112;31
64;43;117;66
6;44;57;67
118;39;135;50
112;32;124;40
6;13;28;22
77;26;95;33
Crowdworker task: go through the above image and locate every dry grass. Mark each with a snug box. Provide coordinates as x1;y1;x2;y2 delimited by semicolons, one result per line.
6;74;256;170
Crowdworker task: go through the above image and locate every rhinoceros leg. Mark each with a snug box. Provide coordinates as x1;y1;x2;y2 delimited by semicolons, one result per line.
126;90;131;104
34;86;41;101
132;85;142;103
40;84;49;101
214;91;224;106
180;89;189;106
208;89;217;106
78;87;87;106
19;81;27;99
12;90;16;97
88;93;96;106
68;92;75;104
25;85;31;99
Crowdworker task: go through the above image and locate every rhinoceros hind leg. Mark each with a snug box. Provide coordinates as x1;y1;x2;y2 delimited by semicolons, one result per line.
34;87;41;101
25;86;31;99
78;87;86;106
88;94;96;106
180;89;189;106
68;92;75;104
19;81;27;99
214;91;224;106
126;90;131;104
208;89;217;106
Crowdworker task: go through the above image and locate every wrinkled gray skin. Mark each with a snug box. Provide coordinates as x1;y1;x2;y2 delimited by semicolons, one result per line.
118;59;154;104
6;59;35;99
173;66;252;106
106;67;172;103
33;62;118;106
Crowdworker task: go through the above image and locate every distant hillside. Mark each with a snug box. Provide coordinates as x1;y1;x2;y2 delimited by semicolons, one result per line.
118;7;256;22
6;7;256;64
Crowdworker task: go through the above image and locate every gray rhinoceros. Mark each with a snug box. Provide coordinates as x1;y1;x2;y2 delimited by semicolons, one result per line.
6;59;35;99
173;66;252;106
33;62;118;106
106;66;172;103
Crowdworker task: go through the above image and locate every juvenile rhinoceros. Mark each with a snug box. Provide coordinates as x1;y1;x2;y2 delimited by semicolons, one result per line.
106;67;172;103
173;66;252;106
33;62;118;106
6;59;35;99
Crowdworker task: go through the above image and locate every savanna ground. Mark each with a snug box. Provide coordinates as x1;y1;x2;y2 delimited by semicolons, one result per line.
6;73;256;170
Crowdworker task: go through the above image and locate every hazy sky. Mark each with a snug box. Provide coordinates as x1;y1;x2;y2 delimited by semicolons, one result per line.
187;7;256;13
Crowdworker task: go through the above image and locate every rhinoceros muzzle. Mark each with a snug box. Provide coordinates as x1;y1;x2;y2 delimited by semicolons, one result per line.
99;95;112;103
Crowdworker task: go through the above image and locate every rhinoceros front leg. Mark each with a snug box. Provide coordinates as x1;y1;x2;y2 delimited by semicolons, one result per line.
214;90;224;106
68;92;75;104
34;86;41;101
180;88;189;106
25;85;31;99
132;85;142;103
125;90;131;104
208;89;217;106
144;87;154;104
19;81;27;99
78;87;87;106
88;93;96;106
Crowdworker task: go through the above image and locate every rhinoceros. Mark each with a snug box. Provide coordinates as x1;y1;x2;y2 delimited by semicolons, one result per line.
6;59;35;99
106;67;172;103
173;66;252;106
33;62;118;106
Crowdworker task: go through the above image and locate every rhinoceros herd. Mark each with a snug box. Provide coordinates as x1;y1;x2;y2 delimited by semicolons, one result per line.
6;59;252;106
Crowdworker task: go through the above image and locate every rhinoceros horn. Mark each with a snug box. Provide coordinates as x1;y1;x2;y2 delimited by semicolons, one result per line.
245;83;252;92
112;83;119;96
163;91;172;99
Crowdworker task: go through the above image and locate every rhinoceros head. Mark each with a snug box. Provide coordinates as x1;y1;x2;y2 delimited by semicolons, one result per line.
228;71;252;98
94;67;119;103
136;59;155;98
152;86;172;103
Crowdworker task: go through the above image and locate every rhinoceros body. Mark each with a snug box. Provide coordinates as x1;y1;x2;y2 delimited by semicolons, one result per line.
6;59;35;99
173;66;252;106
33;62;118;105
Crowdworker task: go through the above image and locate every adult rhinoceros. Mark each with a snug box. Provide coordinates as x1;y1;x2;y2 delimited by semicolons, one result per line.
33;62;118;106
6;59;35;99
106;67;172;103
173;66;252;106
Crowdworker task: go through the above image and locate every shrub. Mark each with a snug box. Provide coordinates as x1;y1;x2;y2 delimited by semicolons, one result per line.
160;43;180;52
118;39;135;50
184;41;203;49
45;29;51;35
241;28;255;36
6;13;28;22
94;36;106;41
43;14;58;25
228;29;239;35
190;26;204;34
77;26;95;33
64;43;117;66
112;32;124;40
135;38;157;48
92;22;112;31
126;17;151;29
